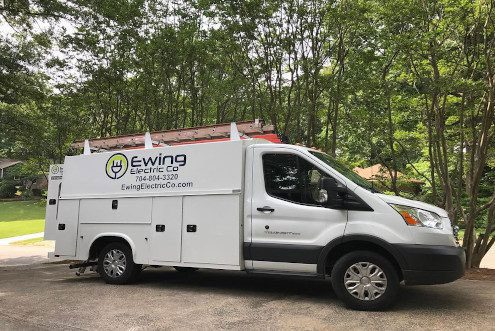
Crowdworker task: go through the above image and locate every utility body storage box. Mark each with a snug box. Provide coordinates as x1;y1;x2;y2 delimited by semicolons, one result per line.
48;140;248;269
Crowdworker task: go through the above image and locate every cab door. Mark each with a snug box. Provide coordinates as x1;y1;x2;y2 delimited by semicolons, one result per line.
248;146;347;273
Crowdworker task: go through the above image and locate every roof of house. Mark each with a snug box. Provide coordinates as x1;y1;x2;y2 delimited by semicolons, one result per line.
0;159;22;170
353;164;401;180
353;164;424;184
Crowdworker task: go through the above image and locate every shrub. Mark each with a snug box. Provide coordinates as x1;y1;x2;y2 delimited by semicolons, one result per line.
32;188;42;197
0;180;18;198
20;188;33;200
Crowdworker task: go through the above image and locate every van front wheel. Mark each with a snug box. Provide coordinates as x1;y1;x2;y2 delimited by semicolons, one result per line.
98;242;140;284
331;251;399;311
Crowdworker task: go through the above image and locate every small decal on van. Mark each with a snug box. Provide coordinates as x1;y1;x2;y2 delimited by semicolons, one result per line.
264;230;301;236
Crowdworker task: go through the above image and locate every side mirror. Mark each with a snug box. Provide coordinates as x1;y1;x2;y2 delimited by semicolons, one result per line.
319;177;346;208
315;188;329;204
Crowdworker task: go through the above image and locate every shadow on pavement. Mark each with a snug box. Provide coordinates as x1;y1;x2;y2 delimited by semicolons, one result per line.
57;266;476;312
0;255;49;266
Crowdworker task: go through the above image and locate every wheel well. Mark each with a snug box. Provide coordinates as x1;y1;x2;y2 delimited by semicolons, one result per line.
89;236;132;260
324;241;403;280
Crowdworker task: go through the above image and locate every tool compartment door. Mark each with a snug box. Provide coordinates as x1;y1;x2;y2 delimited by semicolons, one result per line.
182;194;241;266
44;164;63;240
54;199;79;256
150;196;183;263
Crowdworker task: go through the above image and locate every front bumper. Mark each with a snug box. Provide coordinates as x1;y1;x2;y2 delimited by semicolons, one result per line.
394;244;466;285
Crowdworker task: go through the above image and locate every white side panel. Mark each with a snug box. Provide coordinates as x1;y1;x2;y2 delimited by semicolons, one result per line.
60;140;244;199
44;164;63;240
79;198;152;224
54;199;79;256
182;195;240;266
150;196;182;262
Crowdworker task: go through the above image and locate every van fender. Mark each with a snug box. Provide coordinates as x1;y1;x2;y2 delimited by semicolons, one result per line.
89;233;137;260
316;234;407;275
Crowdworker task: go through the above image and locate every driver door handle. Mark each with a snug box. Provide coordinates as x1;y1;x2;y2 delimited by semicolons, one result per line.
257;206;275;213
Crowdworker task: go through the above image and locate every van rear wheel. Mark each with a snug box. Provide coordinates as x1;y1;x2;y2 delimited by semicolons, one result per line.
331;250;399;311
98;242;140;284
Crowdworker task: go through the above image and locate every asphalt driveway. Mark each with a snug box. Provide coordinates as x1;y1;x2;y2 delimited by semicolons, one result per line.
0;263;493;330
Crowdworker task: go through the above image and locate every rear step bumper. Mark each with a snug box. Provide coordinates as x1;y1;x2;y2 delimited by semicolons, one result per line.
69;261;97;269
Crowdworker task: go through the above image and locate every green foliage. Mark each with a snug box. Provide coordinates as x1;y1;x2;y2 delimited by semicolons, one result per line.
0;200;46;222
1;0;494;266
0;219;45;238
11;236;44;245
0;200;46;238
0;180;18;198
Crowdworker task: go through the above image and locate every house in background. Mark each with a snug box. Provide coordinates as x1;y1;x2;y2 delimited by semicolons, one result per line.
0;159;47;196
353;164;424;194
0;159;22;179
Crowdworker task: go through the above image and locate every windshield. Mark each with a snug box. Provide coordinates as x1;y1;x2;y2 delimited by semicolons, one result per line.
309;151;379;193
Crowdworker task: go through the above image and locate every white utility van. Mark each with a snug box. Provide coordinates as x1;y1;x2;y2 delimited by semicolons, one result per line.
45;125;465;310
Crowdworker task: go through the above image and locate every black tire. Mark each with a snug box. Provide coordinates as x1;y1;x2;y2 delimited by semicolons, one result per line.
174;266;199;273
331;250;400;311
98;242;141;284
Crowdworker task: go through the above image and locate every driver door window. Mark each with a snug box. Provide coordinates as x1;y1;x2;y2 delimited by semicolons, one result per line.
262;153;331;207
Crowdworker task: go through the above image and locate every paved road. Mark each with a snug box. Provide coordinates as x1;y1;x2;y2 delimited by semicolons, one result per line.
0;241;56;267
0;264;493;330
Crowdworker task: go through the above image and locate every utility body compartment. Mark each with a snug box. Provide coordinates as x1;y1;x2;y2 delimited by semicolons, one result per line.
49;140;246;270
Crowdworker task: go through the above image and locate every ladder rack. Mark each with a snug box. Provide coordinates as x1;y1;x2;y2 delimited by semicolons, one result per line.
71;120;282;151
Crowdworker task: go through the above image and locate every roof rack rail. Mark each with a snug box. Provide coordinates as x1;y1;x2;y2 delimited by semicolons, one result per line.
71;120;283;152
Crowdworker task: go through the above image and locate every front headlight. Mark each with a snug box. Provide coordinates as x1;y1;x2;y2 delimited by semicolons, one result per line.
390;204;443;229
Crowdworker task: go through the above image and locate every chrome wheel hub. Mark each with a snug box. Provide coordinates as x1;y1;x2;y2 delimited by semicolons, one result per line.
344;262;387;301
103;249;127;278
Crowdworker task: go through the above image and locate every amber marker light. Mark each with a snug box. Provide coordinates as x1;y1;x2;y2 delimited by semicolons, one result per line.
399;211;419;226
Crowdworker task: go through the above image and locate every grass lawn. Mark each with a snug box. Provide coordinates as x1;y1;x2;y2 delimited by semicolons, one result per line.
0;201;45;239
11;237;45;245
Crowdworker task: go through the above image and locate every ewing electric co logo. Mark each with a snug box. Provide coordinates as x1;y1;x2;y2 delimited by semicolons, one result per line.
106;152;187;179
106;153;129;179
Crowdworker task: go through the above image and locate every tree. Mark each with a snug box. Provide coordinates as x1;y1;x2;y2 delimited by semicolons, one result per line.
1;0;494;267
